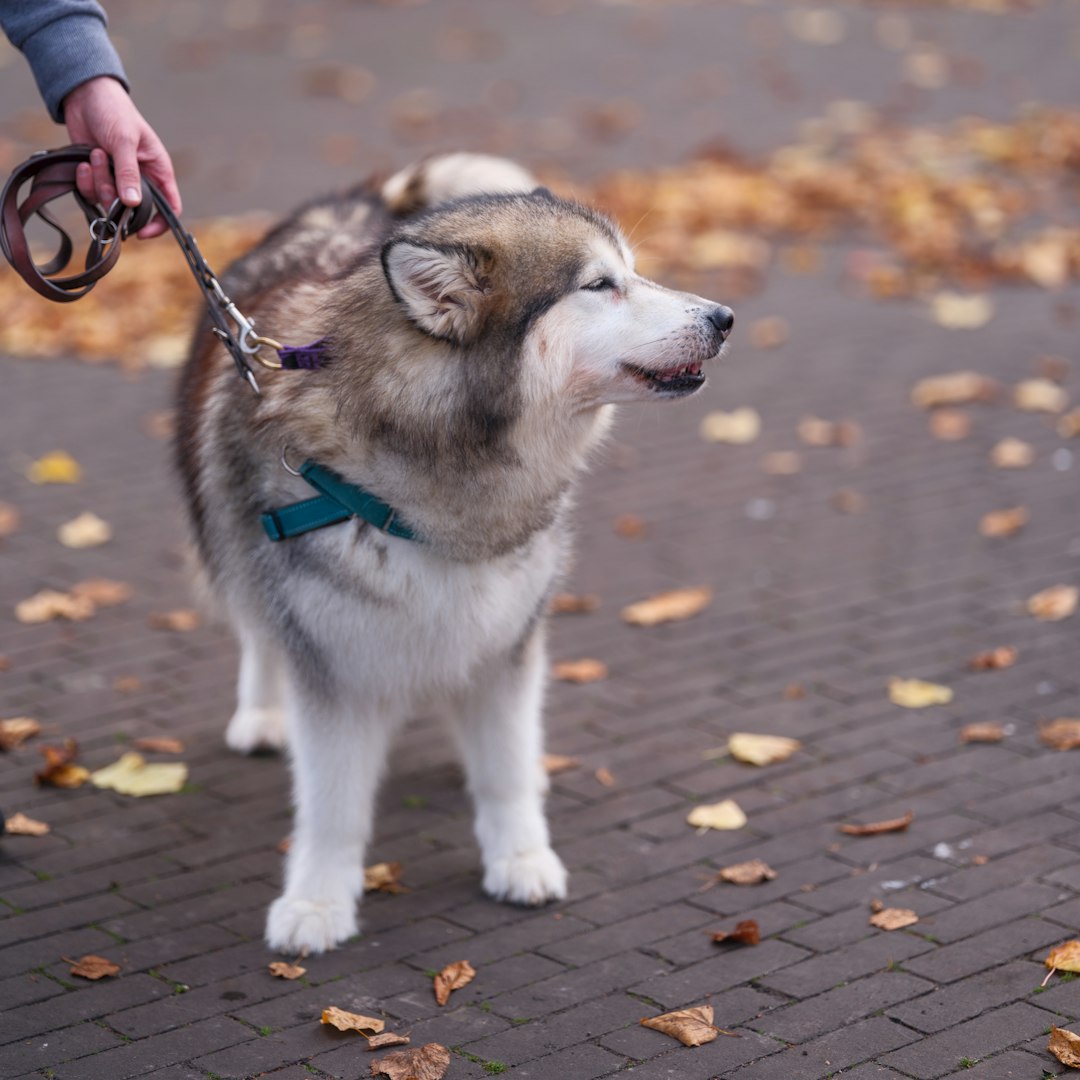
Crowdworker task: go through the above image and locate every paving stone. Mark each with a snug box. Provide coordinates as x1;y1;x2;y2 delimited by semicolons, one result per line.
938;1049;1068;1078
619;1030;785;1079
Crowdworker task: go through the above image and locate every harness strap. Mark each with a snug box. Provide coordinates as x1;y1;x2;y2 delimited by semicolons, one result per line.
261;460;416;543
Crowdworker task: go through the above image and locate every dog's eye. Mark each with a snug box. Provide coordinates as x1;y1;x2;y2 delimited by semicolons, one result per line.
581;277;615;292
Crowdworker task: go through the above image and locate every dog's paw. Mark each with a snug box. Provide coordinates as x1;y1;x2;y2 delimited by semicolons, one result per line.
225;706;287;754
265;895;357;954
483;847;568;906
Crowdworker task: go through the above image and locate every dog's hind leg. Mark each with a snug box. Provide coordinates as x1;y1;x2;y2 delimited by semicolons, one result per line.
447;626;568;907
225;620;288;754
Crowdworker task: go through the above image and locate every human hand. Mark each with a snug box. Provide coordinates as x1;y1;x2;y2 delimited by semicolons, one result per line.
62;76;182;240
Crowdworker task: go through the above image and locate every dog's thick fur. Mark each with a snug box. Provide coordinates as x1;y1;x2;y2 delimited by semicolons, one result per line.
176;153;732;954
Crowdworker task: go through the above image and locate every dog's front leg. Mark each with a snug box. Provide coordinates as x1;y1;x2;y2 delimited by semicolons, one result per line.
448;625;568;906
266;686;396;954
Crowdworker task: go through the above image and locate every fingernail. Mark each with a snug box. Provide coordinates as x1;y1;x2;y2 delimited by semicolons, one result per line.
124;187;141;203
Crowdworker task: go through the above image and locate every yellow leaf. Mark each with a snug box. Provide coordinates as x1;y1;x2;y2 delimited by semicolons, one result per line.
1045;941;1080;973
1027;585;1078;622
320;1006;385;1034
641;1004;730;1046
911;371;998;408
621;587;713;627
15;589;96;624
700;407;761;444
930;292;993;329
0;716;42;750
364;862;408;894
268;961;306;979
57;512;112;549
869;907;919;931
90;752;188;797
1039;719;1080;751
551;658;608;683
4;812;50;836
888;678;953;708
26;451;82;485
990;437;1034;469
728;733;801;766
687;799;747;831
1014;378;1069;413
1048;1026;1080;1069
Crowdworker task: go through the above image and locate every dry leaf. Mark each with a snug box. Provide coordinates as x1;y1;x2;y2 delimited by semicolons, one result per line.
869;907;919;931
888;678;953;708
749;316;789;349
433;960;476;1006
0;716;41;750
15;589;96;624
797;417;860;447
364;862;408;894
113;676;143;694
960;723;1005;743
57;512;112;549
1039;719;1080;751
700;407;761;444
550;593;599;615
911;372;998;409
928;408;971;441
367;1032;411;1050
1027;585;1078;622
979;506;1028;538
930;292;993;329
26;450;82;485
302;63;376;104
4;812;50;836
131;737;185;754
831;489;865;514
552;658;608;683
70;578;132;607
728;733;801;766
370;1043;450;1079
1015;378;1069;413
594;766;615;787
761;451;802;475
613;513;647;538
149;609;201;632
968;646;1017;671
1057;409;1080;438
784;683;806;700
688;800;747;831
1048;1026;1080;1069
640;1005;731;1046
322;1006;386;1034
711;919;760;945
0;502;20;538
543;753;581;775
786;7;846;44
35;740;90;788
839;810;914;836
622;587;712;627
68;954;120;980
1045;941;1080;973
990;437;1035;469
718;859;777;885
268;961;306;979
89;752;188;797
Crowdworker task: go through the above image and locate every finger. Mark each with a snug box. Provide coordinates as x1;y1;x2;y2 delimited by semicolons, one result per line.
136;217;168;240
142;141;182;215
111;138;143;207
75;162;96;205
90;148;116;207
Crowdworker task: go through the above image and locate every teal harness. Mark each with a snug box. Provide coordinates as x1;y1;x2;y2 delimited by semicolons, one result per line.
261;459;416;543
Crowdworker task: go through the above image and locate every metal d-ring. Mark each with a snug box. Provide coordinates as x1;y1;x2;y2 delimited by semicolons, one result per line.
280;446;302;477
89;216;118;244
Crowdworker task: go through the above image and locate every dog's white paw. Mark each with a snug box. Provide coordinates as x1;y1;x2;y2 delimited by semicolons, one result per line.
265;895;357;954
483;847;568;906
225;706;287;754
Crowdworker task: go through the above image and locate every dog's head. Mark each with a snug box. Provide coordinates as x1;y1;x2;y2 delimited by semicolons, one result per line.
380;191;733;410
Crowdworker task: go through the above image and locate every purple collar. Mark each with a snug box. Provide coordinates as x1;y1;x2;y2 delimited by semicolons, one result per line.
277;338;329;370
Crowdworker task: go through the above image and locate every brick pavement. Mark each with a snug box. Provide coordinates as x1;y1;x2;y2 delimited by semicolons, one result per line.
3;2;1080;1079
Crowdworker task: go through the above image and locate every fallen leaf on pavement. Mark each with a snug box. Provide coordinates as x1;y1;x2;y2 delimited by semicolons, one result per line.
839;811;913;836
640;1004;734;1046
968;646;1018;670
797;417;861;447
70;578;132;607
550;593;599;614
131;737;184;754
1015;378;1069;413
594;766;615;787
321;1007;386;1034
928;408;971;440
433;960;475;1006
366;1033;411;1050
4;812;50;836
911;371;998;408
113;676;143;694
370;1043;450;1079
728;733;801;766
1044;941;1080;974
718;859;777;885
700;407;761;444
1027;585;1078;621
622;587;712;627
688;800;747;831
68;954;120;980
711;919;760;945
831;489;865;514
1039;719;1080;751
979;507;1028;538
364;862;408;894
543;753;581;775
149;609;201;632
869;907;919;931
35;740;90;788
0;502;20;538
26;451;82;485
0;716;41;750
930;292;993;329
1058;409;1080;438
90;752;188;796
613;513;647;538
960;723;1005;743
761;451;802;475
269;961;306;979
888;678;953;708
552;658;608;683
991;437;1035;469
749;316;789;348
1048;1026;1080;1069
57;512;112;549
15;589;96;624
784;683;806;699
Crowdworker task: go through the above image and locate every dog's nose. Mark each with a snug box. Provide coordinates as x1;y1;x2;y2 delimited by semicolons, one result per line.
708;306;735;336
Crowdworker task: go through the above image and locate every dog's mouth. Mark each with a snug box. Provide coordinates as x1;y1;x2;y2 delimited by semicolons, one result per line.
621;360;706;396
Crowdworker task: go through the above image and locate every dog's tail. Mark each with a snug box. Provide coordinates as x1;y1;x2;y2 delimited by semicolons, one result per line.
381;153;539;216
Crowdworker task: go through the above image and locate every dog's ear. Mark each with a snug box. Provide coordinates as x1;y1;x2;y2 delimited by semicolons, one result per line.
382;240;490;344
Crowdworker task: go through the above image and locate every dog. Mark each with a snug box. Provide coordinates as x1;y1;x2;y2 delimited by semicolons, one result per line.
176;152;733;954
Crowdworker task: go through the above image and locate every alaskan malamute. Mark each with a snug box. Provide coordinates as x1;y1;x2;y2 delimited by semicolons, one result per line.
176;153;733;953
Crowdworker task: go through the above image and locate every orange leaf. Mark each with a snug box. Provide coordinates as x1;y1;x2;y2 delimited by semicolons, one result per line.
839;810;913;836
370;1043;450;1079
68;954;120;980
711;919;760;945
621;587;712;627
552;658;608;683
433;960;476;1006
321;1006;385;1034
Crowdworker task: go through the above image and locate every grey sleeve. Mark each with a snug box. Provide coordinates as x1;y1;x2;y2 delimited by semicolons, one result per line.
0;0;129;123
